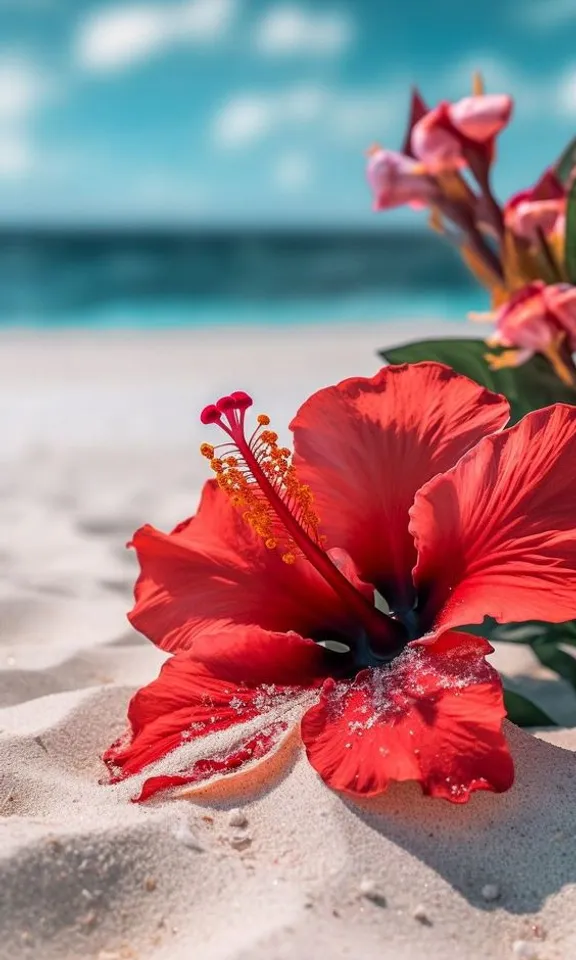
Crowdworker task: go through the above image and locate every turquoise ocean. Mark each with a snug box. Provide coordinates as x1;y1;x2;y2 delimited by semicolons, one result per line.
0;228;483;328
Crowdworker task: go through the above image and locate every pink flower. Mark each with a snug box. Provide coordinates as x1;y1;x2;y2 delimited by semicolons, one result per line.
486;281;576;384
411;95;513;173
504;170;565;242
366;147;439;210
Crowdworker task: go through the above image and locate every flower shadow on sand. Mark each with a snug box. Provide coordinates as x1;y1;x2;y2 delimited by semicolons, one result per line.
341;722;576;914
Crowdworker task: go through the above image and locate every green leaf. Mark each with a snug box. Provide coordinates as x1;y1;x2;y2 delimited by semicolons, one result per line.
565;179;576;283
488;619;576;649
532;637;576;691
555;135;576;185
379;338;576;424
464;617;576;712
463;619;574;724
503;688;556;727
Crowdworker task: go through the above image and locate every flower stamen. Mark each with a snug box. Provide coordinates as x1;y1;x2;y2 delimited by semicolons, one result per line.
199;392;404;653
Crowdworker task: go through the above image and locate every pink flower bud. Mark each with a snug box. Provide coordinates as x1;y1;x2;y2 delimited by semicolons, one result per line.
411;94;513;172
542;283;576;350
493;282;576;355
366;148;438;210
493;283;555;353
504;170;565;242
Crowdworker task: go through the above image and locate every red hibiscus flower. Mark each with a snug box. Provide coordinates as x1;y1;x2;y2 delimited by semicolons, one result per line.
103;364;576;804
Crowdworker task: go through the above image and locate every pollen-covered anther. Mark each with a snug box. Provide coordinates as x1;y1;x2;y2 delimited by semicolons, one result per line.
200;443;214;459
257;414;270;425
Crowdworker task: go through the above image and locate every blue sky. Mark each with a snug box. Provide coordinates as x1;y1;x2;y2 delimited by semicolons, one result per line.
1;0;576;225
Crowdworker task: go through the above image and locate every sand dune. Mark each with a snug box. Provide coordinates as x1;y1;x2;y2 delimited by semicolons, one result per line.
1;325;575;960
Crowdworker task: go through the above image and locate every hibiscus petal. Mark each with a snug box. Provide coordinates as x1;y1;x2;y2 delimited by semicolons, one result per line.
291;363;509;610
129;479;370;652
104;628;324;801
411;404;576;632
301;631;513;802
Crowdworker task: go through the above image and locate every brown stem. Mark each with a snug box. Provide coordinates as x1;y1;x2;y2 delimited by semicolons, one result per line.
466;220;505;281
463;146;505;242
439;197;505;282
480;176;505;241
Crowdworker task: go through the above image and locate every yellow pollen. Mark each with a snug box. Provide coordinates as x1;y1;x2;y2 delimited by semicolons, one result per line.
203;409;323;563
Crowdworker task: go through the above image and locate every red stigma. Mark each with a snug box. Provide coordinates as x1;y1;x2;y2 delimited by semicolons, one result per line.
200;404;222;425
230;391;253;410
216;395;238;414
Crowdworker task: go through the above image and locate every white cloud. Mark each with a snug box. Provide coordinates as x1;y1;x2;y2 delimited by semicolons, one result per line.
76;5;169;71
76;0;237;72
0;54;58;181
212;95;273;148
212;82;393;150
281;83;329;122
254;4;353;57
178;0;236;37
555;64;576;117
273;151;312;192
521;0;576;28
0;133;33;178
327;92;391;140
0;55;53;122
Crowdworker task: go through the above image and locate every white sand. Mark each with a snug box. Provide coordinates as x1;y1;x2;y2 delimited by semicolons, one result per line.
1;322;575;960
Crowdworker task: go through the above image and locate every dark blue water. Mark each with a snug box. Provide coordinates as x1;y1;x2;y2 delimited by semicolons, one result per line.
0;228;483;327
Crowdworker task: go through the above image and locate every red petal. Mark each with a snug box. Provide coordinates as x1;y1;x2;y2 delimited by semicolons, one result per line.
301;631;513;802
129;479;370;652
411;404;576;633
291;363;509;610
104;628;323;801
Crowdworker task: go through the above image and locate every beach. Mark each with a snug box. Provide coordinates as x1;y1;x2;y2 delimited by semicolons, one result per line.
1;322;575;960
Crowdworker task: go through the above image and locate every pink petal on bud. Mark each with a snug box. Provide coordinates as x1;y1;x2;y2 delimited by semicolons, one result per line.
366;148;437;210
448;94;513;143
505;198;566;241
543;284;576;351
410;104;465;171
494;283;556;353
